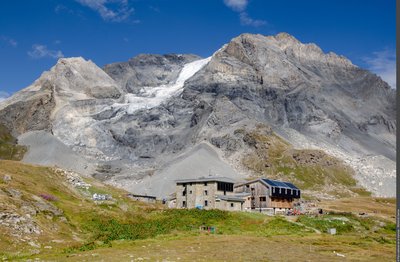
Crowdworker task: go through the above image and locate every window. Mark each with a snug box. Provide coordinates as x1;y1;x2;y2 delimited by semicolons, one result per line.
189;190;192;194
260;197;266;201
204;190;208;196
230;203;234;208
217;182;234;192
204;182;208;186
182;201;186;207
182;190;186;196
204;200;208;206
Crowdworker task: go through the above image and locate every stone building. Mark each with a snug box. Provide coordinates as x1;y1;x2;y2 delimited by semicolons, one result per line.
175;177;246;211
234;178;301;214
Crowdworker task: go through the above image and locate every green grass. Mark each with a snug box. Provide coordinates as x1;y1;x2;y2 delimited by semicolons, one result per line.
241;128;367;196
65;209;310;252
297;215;355;234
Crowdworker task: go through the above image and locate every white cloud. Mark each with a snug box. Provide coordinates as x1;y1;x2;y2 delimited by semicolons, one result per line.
28;44;64;59
0;91;10;103
1;36;17;47
223;0;266;27
240;12;266;27
75;0;134;22
364;48;396;89
224;0;248;12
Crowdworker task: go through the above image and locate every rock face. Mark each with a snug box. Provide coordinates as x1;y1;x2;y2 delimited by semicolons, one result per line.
104;54;201;93
186;33;395;160
0;33;396;197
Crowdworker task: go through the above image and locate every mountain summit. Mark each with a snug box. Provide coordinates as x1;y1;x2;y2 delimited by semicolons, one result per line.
0;33;395;198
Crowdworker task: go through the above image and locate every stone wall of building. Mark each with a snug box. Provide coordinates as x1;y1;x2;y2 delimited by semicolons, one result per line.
176;181;219;209
176;181;237;210
215;200;243;211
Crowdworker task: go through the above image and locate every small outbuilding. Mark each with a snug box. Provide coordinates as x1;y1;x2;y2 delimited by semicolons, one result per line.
127;193;157;203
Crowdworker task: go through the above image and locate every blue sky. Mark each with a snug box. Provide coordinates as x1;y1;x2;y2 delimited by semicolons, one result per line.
0;0;396;99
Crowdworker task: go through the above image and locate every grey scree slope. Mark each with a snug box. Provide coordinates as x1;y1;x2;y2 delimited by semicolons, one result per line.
110;143;243;198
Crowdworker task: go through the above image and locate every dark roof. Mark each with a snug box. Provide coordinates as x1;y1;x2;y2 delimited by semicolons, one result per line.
175;176;235;184
216;195;246;202
127;194;157;199
261;178;299;190
234;178;300;190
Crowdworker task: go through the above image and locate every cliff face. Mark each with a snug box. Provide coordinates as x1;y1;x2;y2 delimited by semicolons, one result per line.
186;33;395;158
0;33;395;197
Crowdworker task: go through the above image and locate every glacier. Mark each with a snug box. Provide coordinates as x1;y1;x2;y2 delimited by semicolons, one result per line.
111;57;212;115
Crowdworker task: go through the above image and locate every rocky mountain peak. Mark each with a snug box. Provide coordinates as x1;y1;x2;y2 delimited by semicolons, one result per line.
274;32;301;43
217;32;355;70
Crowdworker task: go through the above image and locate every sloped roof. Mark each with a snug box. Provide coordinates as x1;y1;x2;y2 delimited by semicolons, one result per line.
175;176;235;184
261;178;299;190
234;178;300;191
216;195;246;202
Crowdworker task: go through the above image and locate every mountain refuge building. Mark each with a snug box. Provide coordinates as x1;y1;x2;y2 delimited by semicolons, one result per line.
175;177;246;211
234;178;301;214
174;176;300;214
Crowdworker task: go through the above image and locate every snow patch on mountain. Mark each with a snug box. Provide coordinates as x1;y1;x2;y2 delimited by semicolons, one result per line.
111;57;211;114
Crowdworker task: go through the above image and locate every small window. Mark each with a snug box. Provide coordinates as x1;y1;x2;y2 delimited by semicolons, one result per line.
204;190;208;195
260;197;266;201
204;182;208;186
230;203;234;208
246;185;250;188
189;190;192;194
182;201;186;207
182;191;186;196
204;200;208;206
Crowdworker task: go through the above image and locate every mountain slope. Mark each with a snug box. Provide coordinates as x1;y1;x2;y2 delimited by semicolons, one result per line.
0;161;395;261
0;33;395;198
182;33;396;196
